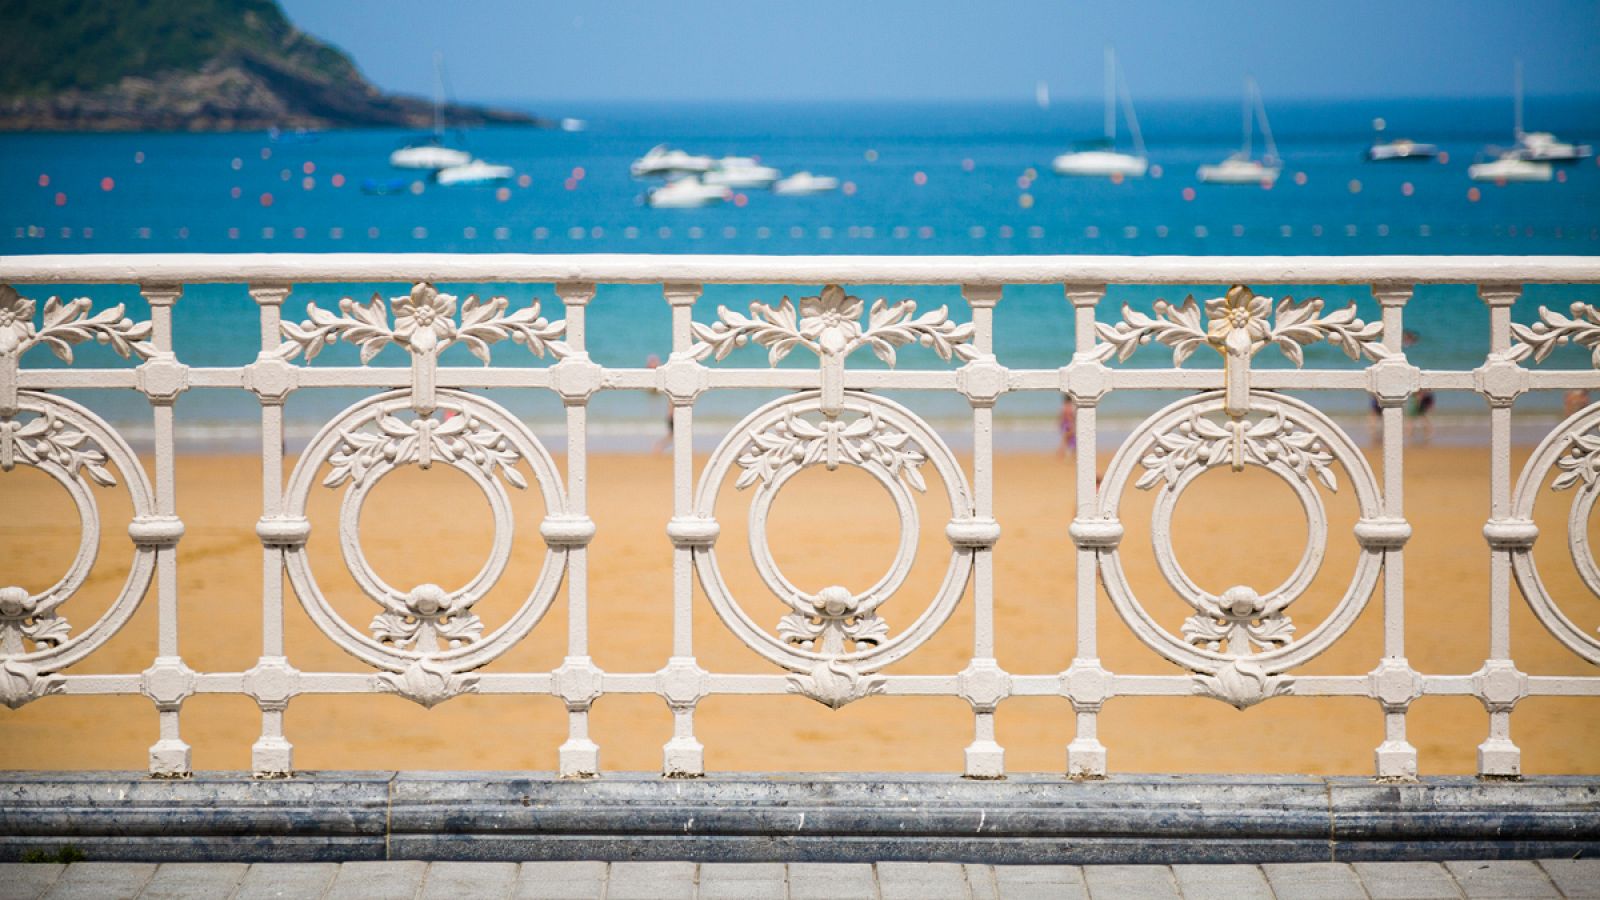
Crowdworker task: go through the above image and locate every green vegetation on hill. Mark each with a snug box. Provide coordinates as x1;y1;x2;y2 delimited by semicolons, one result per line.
0;0;362;96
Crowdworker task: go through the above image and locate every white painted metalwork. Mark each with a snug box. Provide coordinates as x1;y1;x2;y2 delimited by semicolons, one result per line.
2;254;1599;782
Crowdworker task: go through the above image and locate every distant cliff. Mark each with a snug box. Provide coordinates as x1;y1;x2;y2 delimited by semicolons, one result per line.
0;0;542;131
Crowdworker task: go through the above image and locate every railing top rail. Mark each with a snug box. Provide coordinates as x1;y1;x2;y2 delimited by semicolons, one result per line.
2;253;1599;286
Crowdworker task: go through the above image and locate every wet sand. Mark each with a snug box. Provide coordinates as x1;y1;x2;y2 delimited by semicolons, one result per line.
2;448;1597;775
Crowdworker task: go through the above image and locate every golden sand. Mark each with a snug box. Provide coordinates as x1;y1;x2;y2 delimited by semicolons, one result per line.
2;447;1597;775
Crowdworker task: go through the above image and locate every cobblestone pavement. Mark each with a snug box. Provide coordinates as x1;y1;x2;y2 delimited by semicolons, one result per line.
2;859;1595;899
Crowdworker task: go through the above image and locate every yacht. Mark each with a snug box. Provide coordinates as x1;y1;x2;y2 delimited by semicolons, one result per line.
1468;152;1552;183
1198;78;1281;184
435;160;514;186
389;53;472;170
703;157;782;188
646;177;732;208
1051;48;1147;178
1503;60;1593;163
1367;138;1439;162
771;172;840;195
631;145;716;177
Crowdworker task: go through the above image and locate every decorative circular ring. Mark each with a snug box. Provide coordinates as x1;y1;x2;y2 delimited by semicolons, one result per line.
338;452;516;623
2;391;156;670
1095;390;1383;674
282;389;567;672
693;390;974;673
1510;401;1600;666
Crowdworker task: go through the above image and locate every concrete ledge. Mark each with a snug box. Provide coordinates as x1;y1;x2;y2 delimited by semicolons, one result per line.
2;773;1597;864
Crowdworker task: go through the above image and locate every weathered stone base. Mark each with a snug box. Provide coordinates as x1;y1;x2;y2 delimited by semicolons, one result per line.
1;773;1596;864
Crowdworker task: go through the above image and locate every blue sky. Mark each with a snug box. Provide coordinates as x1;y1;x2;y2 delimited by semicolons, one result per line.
280;0;1600;103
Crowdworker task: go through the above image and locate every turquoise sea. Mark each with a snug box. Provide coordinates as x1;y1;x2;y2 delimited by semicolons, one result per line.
2;98;1598;446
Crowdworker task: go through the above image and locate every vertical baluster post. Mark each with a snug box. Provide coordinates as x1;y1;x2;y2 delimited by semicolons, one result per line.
1368;284;1422;779
1062;284;1112;778
1476;283;1529;777
244;284;298;776
660;282;707;776
137;284;194;776
957;284;1008;779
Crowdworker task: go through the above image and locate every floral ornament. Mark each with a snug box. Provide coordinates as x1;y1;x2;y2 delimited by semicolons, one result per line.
0;407;118;486
0;658;63;709
1207;285;1273;357
735;409;928;492
1508;302;1600;366
0;585;70;656
0;284;156;363
1181;585;1295;656
1192;659;1294;710
691;284;979;367
1136;409;1337;491
323;406;527;489
1552;429;1600;493
778;585;890;656
375;657;479;708
276;282;569;364
370;583;483;652
1094;285;1388;367
391;282;457;354
787;658;887;709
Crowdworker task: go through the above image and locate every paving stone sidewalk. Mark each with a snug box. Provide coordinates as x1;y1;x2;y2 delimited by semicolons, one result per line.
1;859;1594;899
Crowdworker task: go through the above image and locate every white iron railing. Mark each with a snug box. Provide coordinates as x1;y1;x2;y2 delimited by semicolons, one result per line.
2;254;1599;781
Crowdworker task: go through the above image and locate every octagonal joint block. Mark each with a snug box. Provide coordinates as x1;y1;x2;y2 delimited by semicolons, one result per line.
656;657;710;709
242;354;300;404
553;656;605;710
956;357;1010;408
243;657;301;711
1472;660;1528;713
136;354;190;405
958;659;1012;712
1062;659;1115;711
1367;658;1424;711
1473;356;1529;408
1367;357;1421;408
141;656;197;712
657;353;708;405
548;354;605;406
1060;357;1113;406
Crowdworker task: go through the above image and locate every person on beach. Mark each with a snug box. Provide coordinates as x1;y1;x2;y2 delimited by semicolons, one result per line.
1057;396;1077;458
1401;330;1435;443
647;354;672;454
1566;388;1591;418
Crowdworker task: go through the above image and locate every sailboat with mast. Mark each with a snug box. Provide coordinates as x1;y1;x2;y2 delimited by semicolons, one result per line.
1051;48;1147;178
1198;77;1281;184
389;53;472;170
1470;61;1557;182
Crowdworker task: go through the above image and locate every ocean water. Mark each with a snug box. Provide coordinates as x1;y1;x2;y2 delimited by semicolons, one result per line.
2;98;1598;445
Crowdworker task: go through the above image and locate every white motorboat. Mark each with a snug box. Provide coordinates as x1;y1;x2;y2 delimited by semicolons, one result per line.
1367;138;1439;162
1198;77;1281;184
771;171;840;195
390;142;472;170
435;160;514;185
631;145;716;177
389;53;472;170
1051;48;1147;178
1469;153;1552;182
647;177;731;208
1517;131;1592;163
560;118;587;132
703;157;782;188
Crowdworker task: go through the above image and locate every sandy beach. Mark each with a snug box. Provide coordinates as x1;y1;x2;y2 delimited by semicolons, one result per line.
2;446;1597;776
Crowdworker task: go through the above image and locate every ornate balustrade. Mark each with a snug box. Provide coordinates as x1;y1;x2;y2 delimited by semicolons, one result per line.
2;253;1599;787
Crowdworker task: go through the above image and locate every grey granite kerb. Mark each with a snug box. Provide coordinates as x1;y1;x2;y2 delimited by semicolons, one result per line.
0;772;1596;864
